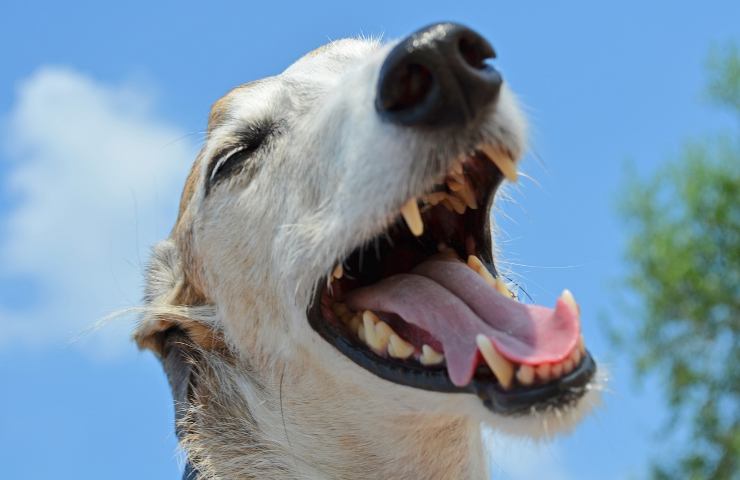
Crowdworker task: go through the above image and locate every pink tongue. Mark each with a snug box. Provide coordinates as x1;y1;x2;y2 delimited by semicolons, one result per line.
345;258;580;387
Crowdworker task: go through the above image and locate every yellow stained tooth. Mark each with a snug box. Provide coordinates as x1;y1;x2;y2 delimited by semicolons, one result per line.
362;315;376;347
388;334;415;359
495;278;514;298
578;335;586;354
420;344;445;365
479;144;518;182
348;314;361;333
560;289;578;313
467;255;498;289
451;158;464;176
400;198;424;236
332;264;343;280
447;179;464;192
456;183;478;209
425;192;447;206
363;310;379;324
445;195;466;214
373;321;393;352
516;365;535;386
536;363;552;382
476;334;514;389
551;362;564;378
357;324;366;342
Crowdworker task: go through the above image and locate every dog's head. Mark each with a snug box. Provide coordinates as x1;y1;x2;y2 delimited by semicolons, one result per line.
136;23;597;437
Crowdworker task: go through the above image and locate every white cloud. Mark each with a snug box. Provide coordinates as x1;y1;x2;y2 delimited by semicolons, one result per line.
0;66;195;357
485;429;573;480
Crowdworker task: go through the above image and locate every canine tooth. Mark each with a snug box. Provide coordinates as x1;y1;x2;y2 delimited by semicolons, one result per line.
332;264;343;279
400;198;424;236
516;365;535;386
577;335;585;354
373;321;393;352
536;363;552;382
388;334;415;359
420;345;444;365
551;362;564;378
479;144;518;182
560;289;578;313
476;335;514;389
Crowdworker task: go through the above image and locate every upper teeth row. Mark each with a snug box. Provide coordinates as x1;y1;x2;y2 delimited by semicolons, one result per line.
400;146;518;237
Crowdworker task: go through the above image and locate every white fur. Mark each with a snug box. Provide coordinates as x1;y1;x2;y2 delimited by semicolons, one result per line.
135;36;597;480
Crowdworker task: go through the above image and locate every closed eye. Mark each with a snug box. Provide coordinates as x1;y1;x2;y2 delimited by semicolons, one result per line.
206;121;275;194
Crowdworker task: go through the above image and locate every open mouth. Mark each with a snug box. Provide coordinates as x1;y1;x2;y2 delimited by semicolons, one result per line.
307;144;596;415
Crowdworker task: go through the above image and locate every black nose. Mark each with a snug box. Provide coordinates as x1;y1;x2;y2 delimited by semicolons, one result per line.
376;23;503;127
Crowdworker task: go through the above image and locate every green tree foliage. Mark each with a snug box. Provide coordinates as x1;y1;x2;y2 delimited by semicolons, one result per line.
618;46;739;480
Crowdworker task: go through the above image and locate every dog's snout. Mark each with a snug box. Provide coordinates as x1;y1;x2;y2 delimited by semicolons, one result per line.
375;23;503;127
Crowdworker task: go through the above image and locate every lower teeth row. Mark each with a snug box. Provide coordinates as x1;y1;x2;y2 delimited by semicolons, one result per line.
329;256;584;388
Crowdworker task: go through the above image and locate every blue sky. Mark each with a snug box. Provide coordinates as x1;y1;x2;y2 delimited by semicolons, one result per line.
1;1;738;478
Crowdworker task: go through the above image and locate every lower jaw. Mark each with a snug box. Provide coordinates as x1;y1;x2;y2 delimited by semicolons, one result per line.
307;287;597;416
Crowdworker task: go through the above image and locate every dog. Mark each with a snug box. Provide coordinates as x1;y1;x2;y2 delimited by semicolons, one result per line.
134;22;598;479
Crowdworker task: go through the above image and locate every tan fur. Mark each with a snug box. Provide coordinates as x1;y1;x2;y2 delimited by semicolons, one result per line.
134;36;596;479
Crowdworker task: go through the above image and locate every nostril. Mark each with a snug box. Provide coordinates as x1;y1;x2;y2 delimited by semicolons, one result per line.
457;34;496;71
379;62;434;113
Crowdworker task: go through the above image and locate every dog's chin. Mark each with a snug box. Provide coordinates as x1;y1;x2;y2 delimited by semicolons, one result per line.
306;146;597;418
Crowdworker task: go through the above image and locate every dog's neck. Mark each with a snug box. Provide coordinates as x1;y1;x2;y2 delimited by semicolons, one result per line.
172;336;487;479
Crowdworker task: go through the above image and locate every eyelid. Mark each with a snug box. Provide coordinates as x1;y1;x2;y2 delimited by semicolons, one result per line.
209;145;248;184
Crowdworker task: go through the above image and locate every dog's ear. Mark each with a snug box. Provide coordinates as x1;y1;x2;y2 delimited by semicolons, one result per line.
134;239;223;357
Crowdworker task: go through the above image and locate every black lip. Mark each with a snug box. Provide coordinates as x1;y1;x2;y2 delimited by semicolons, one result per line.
307;287;597;415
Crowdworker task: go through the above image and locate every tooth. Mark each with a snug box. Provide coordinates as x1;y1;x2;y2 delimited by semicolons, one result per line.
357;323;366;342
563;358;575;374
455;182;478;209
516;365;535;386
362;315;375;346
388;334;415;359
400;198;424;236
425;192;448;206
577;335;585;354
373;321;393;352
495;278;514;298
348;314;361;333
445;195;466;214
551;362;563;378
332;264;343;279
467;255;498;290
447;179;464;192
420;344;444;365
560;289;578;313
536;363;552;382
479;144;518;182
476;334;514;389
451;159;464;176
